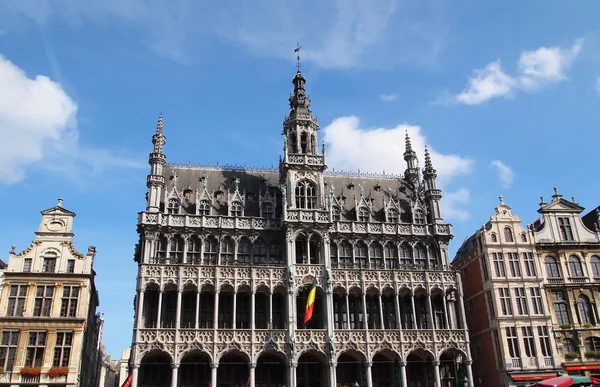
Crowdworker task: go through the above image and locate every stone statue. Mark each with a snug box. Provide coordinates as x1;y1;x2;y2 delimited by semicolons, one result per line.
280;185;287;197
288;265;294;287
288;333;295;352
326;267;332;287
328;335;335;357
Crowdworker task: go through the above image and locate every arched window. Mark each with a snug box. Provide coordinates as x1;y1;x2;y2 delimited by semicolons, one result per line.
262;203;274;218
300;132;308;153
156;235;168;263
387;208;399;223
414;209;426;224
167;198;180;214
169;235;184;263
428;245;440;268
330;242;338;267
357;207;369;222
399;243;412;267
414;244;427;268
384;243;397;269
544;257;560;278
332;206;341;221
563;338;577;354
585;337;600;351
354;241;368;268
504;227;514;242
577;295;595;325
569;255;584;277
230;201;243;217
491;233;497;242
238;238;251;265
204;236;218;265
591;256;600;278
295;180;316;209
339;241;352;268
198;200;211;216
269;241;282;264
520;233;527;242
220;238;235;265
187;235;201;264
369;243;383;269
253;238;267;264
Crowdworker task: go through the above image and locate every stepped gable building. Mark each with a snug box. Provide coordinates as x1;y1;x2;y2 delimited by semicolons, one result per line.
530;189;600;381
452;196;560;387
130;66;474;387
0;200;104;386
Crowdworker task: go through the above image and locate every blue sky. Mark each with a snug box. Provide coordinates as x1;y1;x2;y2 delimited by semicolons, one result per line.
1;0;600;358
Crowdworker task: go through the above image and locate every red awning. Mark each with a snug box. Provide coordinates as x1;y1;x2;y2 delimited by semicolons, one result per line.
566;364;600;371
121;374;132;387
528;376;573;387
513;373;557;381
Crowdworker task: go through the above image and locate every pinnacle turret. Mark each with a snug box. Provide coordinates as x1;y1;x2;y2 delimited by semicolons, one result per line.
403;131;418;170
424;146;433;171
152;114;166;154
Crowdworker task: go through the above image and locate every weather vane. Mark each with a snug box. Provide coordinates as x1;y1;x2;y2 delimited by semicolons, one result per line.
294;42;303;71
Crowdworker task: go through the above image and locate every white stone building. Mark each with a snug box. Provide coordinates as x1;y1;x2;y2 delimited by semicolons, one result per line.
129;67;474;387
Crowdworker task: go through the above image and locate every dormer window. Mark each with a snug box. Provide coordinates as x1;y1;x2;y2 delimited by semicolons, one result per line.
198;200;211;216
295;180;316;209
504;227;514;242
558;217;574;241
358;207;369;222
520;233;527;242
387;208;399;223
231;201;243;217
167;198;180;215
332;206;341;221
491;233;498;242
262;203;274;218
414;209;426;225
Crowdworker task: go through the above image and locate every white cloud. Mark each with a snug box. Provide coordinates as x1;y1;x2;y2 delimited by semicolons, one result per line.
490;160;514;189
456;40;583;105
379;94;398;102
0;54;144;185
441;188;470;221
323;116;474;221
1;0;448;69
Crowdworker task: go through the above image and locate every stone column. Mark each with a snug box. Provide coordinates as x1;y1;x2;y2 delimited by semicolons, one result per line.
345;293;351;329
362;291;368;330
157;290;163;328
329;361;337;387
426;291;434;329
289;362;297;387
195;291;200;329
249;362;256;387
465;359;474;387
136;289;145;329
366;361;373;387
378;295;385;329
394;292;402;330
441;292;449;329
233;290;237;329
211;363;218;387
131;364;139;387
410;294;417;329
213;290;220;329
433;360;441;387
251;289;256;330
399;361;407;387
176;289;182;329
269;290;273;329
171;364;179;387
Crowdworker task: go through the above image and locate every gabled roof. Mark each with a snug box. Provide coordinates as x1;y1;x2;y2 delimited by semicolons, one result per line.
538;197;584;214
40;199;76;217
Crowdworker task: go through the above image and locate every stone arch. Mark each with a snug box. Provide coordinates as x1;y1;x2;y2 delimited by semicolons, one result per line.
256;351;287;387
179;349;212;386
181;282;198;329
296;349;329;387
371;349;402;387
438;348;469;385
137;348;175;364
295;230;323;264
217;348;251;363
161;283;178;329
405;348;436;387
336;349;367;386
138;350;172;387
217;350;251;387
296;285;326;329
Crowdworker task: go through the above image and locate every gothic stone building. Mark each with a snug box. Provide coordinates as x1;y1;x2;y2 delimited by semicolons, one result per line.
0;200;104;386
129;69;474;387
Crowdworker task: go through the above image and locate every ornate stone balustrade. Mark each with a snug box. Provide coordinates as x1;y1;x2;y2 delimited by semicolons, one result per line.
139;212;282;230
285;154;325;166
332;222;452;237
286;209;330;223
330;269;460;291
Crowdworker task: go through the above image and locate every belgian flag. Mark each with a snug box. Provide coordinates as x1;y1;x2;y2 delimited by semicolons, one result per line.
303;280;317;325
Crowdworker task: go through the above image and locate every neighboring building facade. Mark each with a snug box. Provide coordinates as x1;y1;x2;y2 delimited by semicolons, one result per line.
453;197;560;387
116;347;131;386
531;189;600;380
0;259;6;298
129;67;474;387
0;200;104;386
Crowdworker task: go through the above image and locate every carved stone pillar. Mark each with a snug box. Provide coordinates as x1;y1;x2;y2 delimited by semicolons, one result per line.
233;289;237;329
176;289;182;329
211;363;218;387
131;364;139;387
441;292;449;329
214;290;220;329
195;290;200;329
329;361;337;387
345;293;350;329
157;289;163;328
394;291;402;330
136;288;145;329
410;294;417;329
378;294;385;329
465;359;474;387
426;291;434;329
249;362;256;387
433;360;441;387
366;361;373;387
289;361;297;387
171;363;179;387
269;290;273;329
399;361;407;387
251;289;256;330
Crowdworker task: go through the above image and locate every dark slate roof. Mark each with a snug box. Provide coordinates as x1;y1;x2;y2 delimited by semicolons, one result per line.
0;259;6;269
162;164;418;222
452;232;478;264
582;205;600;232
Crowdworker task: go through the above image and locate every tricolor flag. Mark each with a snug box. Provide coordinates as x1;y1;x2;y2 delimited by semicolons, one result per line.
120;374;132;387
303;280;317;325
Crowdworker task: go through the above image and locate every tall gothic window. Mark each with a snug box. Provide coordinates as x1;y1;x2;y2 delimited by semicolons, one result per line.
253;238;267;264
230;201;243;217
577;295;595;325
428;245;440;268
238;238;251;265
369;243;383;269
167;198;180;215
569;255;584;277
387;208;399;223
357;207;369;222
198;200;211;216
399;243;412;267
414;209;426;224
591;256;600;278
332;206;341;221
384;243;397;269
262;203;274;218
221;238;235;265
300;132;308;153
354;241;368;268
339;241;352;268
204;236;218;265
187;236;201;264
269;241;282;264
169;235;184;263
414;244;427;268
295;180;317;209
544;257;561;278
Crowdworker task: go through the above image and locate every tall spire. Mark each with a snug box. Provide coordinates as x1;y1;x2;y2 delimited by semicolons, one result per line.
403;131;417;170
424;146;434;171
152;113;166;154
288;44;311;116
